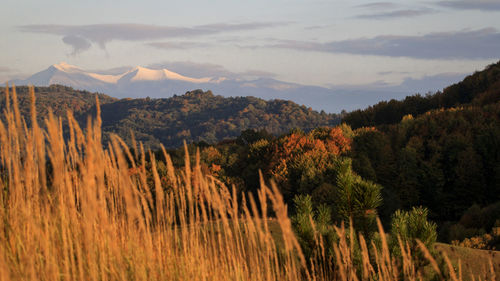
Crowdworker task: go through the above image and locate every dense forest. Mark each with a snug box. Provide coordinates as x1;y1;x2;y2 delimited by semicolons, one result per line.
159;61;500;250
0;86;340;148
98;90;340;148
342;61;500;128
343;61;500;244
0;85;117;125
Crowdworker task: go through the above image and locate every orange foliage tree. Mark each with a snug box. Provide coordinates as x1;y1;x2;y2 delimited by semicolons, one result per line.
267;127;351;200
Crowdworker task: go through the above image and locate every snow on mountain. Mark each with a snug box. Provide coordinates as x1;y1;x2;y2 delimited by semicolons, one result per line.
51;62;81;73
87;72;124;84
128;66;213;83
18;62;221;86
11;62;418;112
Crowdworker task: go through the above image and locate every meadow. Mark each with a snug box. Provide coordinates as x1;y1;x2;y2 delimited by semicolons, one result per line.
0;85;497;280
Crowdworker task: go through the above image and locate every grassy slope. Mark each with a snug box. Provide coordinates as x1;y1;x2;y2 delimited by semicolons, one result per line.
435;243;500;280
266;219;500;280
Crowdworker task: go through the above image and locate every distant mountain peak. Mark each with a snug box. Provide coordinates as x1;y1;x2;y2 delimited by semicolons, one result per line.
128;66;215;83
19;63;227;87
11;61;425;113
52;62;81;72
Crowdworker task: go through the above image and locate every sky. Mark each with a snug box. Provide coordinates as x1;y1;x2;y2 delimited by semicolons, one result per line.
1;0;500;93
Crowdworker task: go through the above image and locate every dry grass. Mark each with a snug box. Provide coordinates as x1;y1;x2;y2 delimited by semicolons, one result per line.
434;243;500;281
0;84;497;280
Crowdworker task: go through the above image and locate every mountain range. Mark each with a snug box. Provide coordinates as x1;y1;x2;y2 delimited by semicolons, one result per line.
12;62;461;113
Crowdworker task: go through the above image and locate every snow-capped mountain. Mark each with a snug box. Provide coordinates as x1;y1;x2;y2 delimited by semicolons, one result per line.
20;62;221;86
122;66;226;83
22;62;112;89
13;62;417;113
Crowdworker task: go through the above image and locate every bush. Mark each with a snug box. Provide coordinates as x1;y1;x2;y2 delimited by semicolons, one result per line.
291;194;337;260
390;206;437;267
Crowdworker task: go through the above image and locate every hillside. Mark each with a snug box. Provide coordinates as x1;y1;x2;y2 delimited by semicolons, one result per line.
0;85;117;125
350;104;500;222
341;61;500;242
434;243;500;280
0;86;340;148
342;60;500;128
97;90;340;148
266;219;500;281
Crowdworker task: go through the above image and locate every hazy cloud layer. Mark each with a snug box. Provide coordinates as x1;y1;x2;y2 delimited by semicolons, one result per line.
304;24;334;30
145;61;276;79
437;0;500;11
0;67;14;73
397;72;469;92
147;41;208;50
265;28;500;59
355;2;399;9
379;70;412;75
0;67;27;82
356;8;434;19
19;22;284;55
336;72;468;92
328;72;468;100
354;2;434;19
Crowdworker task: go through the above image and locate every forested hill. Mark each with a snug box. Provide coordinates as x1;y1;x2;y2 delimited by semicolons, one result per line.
342;60;500;128
0;85;117;125
343;60;500;240
0;86;340;148
97;90;340;148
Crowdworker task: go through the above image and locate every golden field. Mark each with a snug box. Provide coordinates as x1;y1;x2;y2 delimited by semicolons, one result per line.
0;85;497;280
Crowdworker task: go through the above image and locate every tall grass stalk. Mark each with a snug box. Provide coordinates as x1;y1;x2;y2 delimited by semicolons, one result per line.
0;85;496;280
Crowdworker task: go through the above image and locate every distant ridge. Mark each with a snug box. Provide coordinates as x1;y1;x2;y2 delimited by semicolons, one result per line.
18;62;222;86
11;62;453;113
0;85;340;148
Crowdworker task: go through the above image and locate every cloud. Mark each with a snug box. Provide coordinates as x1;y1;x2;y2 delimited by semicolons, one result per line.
355;2;399;9
332;72;468;91
437;0;500;11
215;35;258;43
0;67;14;73
335;72;468;92
146;61;233;78
397;72;468;93
0;67;28;83
147;41;208;50
326;72;469;104
355;2;434;19
238;69;277;78
18;22;284;55
62;35;92;55
356;8;435;19
304;24;334;30
88;66;133;75
377;71;411;76
263;28;500;59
